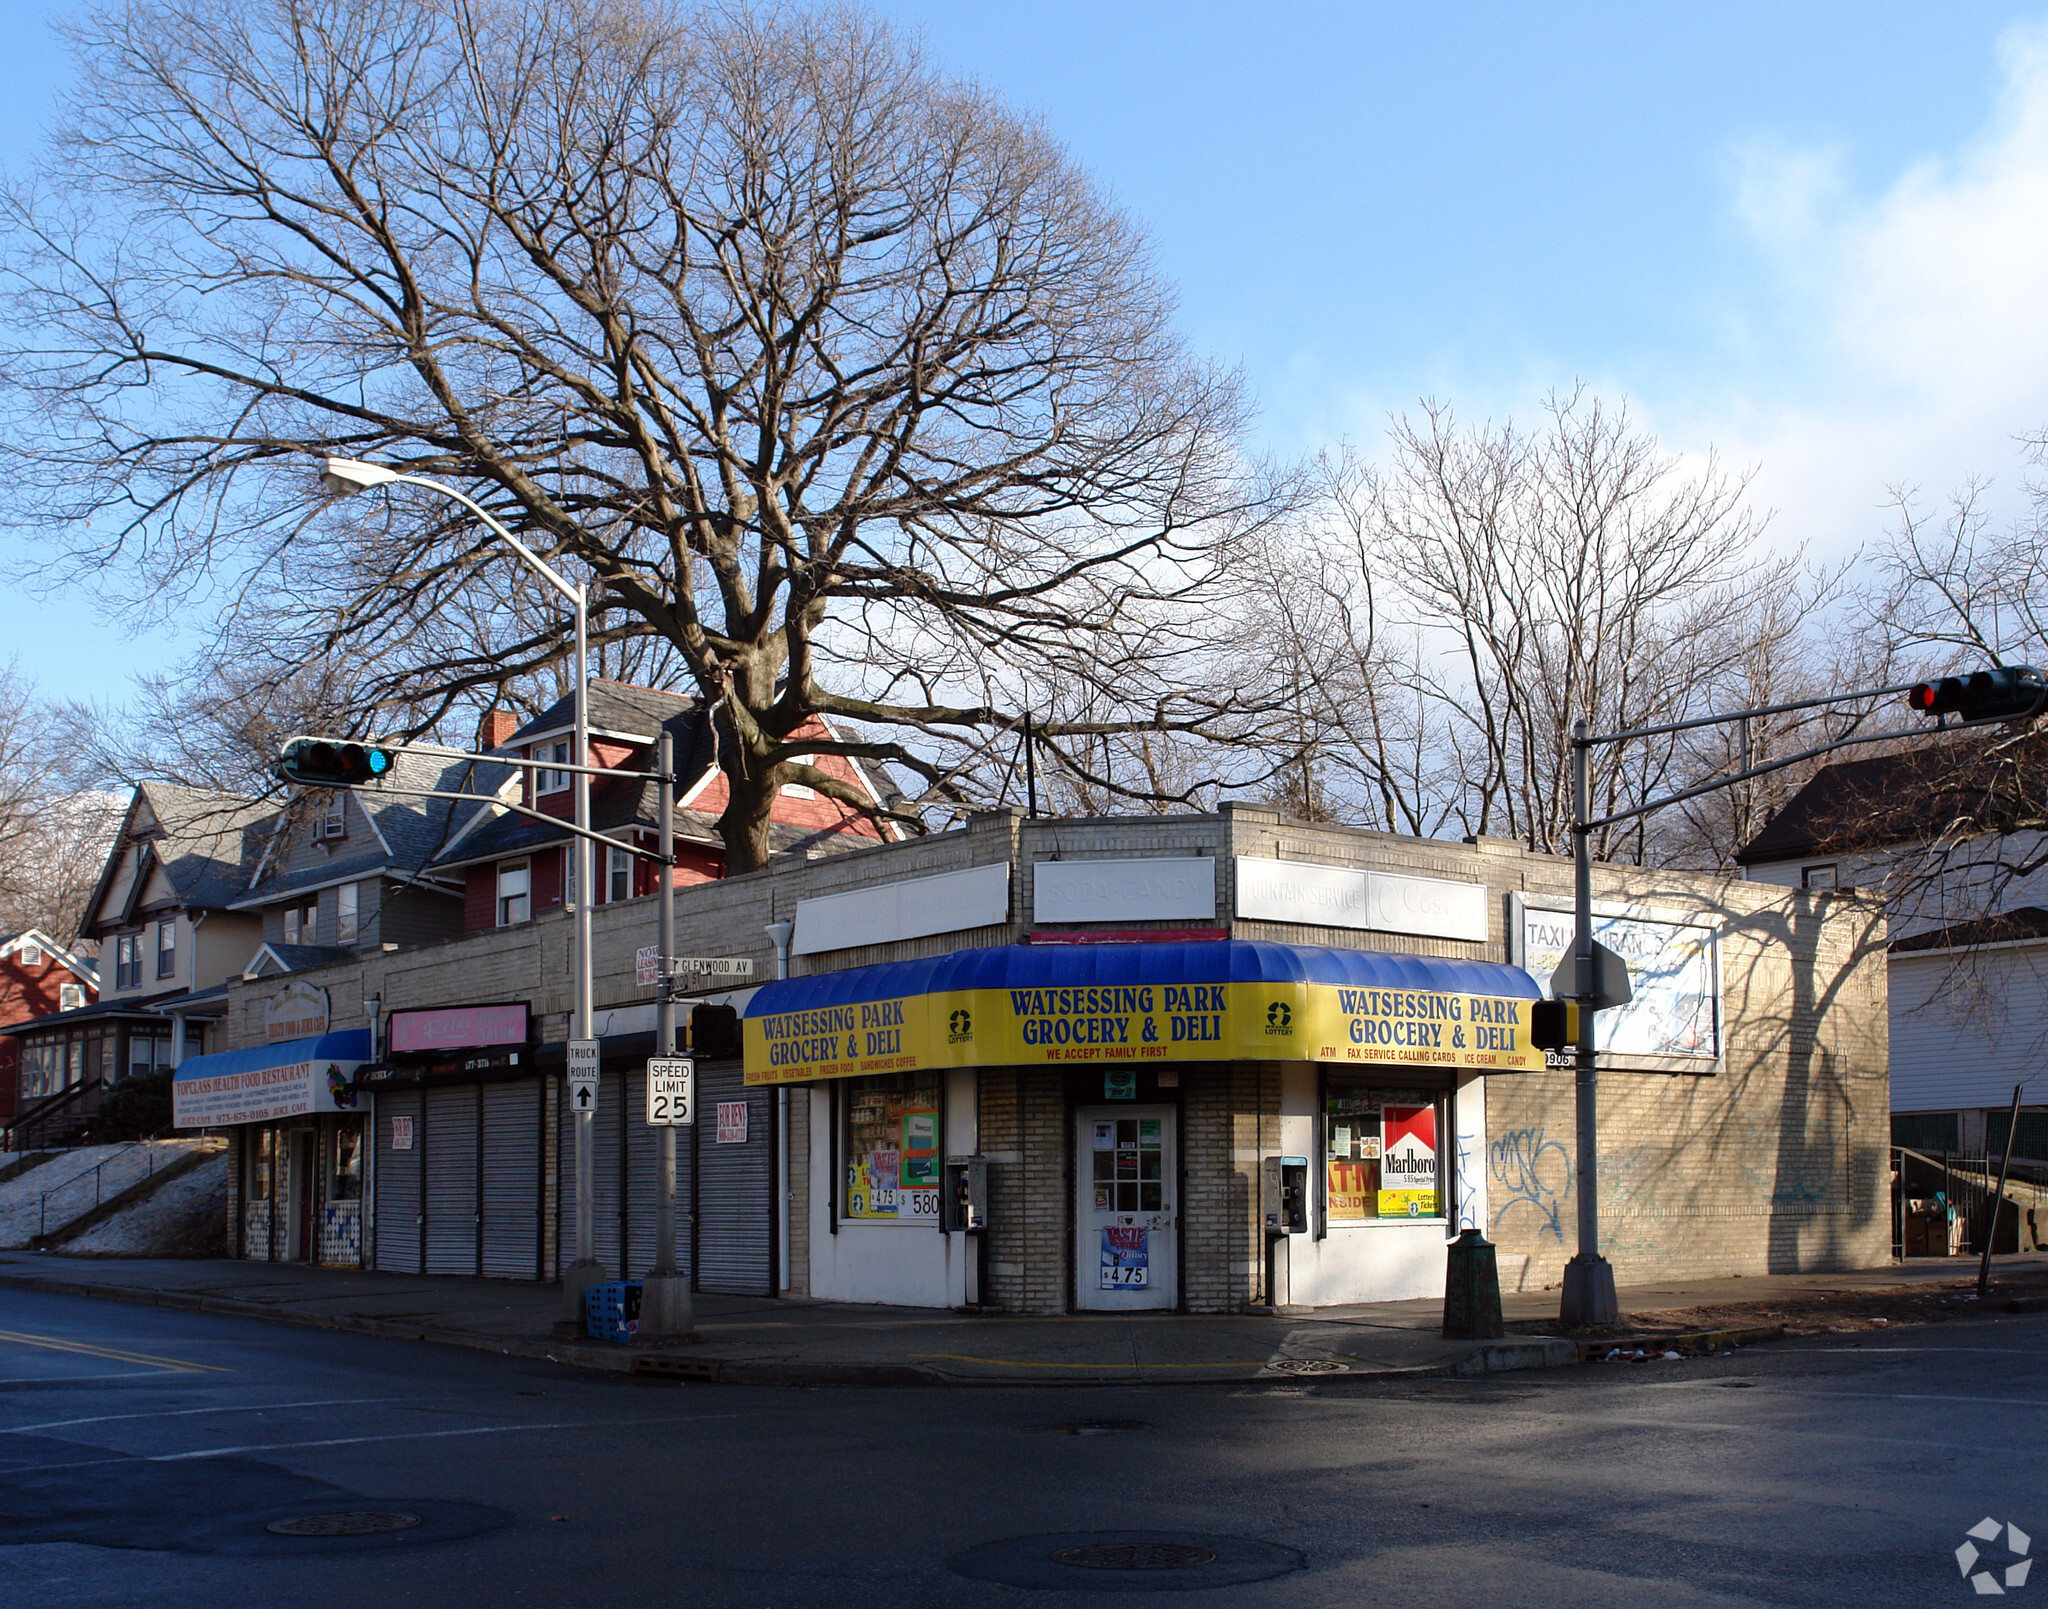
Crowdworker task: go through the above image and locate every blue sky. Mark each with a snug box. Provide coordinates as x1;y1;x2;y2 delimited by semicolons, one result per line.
7;2;2048;700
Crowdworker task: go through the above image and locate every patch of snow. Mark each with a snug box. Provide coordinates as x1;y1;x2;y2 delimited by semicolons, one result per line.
61;1153;230;1257
0;1140;220;1248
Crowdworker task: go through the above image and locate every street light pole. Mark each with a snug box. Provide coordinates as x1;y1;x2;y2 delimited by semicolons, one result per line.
639;729;693;1338
318;458;604;1325
1560;720;1619;1328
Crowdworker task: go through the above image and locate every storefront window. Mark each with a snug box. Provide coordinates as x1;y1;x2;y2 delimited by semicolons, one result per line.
1325;1085;1445;1223
253;1129;275;1199
331;1122;363;1201
841;1071;942;1223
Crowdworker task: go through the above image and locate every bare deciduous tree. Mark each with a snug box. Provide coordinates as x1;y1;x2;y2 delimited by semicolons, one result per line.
0;660;122;943
1290;389;1837;866
2;0;1288;871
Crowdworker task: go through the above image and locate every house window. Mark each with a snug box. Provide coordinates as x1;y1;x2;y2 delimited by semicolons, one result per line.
59;983;84;1012
536;740;572;794
130;1034;166;1079
497;861;531;926
338;883;359;943
1802;864;1838;890
608;846;633;904
782;754;817;800
283;906;299;944
313;796;346;841
156;919;177;980
66;1038;83;1087
20;941;42;967
115;934;140;990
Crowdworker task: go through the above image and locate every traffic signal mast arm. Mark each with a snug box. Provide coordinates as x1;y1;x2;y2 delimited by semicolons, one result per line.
273;736;677;867
1573;669;2043;837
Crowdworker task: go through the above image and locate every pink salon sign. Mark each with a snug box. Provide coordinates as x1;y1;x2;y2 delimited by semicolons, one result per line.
389;1002;530;1056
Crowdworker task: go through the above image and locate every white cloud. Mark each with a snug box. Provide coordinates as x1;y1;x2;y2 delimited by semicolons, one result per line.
1695;19;2048;557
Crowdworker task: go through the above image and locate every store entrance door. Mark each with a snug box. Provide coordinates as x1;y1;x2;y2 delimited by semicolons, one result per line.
1074;1106;1177;1311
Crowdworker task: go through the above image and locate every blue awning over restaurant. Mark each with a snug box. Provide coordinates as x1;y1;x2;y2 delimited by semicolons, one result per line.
172;1029;373;1127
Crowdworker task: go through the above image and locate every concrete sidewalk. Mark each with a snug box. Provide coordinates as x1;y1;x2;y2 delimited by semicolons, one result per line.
2;1250;2035;1386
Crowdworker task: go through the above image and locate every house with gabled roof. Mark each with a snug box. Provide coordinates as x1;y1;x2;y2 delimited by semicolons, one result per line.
5;784;269;1146
429;681;907;934
1737;742;2048;1172
0;929;98;1125
229;744;520;977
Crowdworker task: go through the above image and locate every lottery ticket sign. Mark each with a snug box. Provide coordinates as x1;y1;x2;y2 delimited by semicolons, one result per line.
1100;1227;1149;1288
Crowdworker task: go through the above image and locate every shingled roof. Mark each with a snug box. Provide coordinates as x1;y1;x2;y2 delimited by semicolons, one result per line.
1733;739;2025;866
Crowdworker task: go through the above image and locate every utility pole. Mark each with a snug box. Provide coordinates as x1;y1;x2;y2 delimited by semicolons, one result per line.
1561;720;1618;1327
639;730;693;1338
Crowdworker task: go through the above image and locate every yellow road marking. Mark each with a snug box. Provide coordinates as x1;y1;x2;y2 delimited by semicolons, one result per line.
0;1329;231;1374
908;1352;1311;1370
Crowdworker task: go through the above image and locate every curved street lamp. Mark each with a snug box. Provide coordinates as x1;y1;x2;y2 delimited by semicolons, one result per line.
321;458;604;1325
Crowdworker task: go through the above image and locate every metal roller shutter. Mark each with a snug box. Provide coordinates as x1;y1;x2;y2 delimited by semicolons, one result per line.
374;1089;422;1274
423;1082;481;1275
695;1062;772;1296
621;1065;694;1281
559;1069;626;1274
480;1078;544;1280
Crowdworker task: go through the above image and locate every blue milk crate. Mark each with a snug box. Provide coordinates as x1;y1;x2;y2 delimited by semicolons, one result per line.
584;1279;643;1343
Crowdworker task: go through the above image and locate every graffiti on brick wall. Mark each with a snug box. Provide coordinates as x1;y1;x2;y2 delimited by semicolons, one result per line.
1455;1127;1480;1231
1489;1128;1571;1244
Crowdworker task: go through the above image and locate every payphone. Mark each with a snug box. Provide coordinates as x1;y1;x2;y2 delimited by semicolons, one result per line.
1262;1155;1308;1307
945;1155;990;1306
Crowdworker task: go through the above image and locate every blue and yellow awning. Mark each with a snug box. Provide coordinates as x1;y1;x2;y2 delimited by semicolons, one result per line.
742;941;1542;1085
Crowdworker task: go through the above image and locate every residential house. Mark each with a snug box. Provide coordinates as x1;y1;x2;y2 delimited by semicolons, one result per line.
230;746;513;979
429;681;907;932
5;784;269;1147
1737;744;2048;1163
0;930;98;1124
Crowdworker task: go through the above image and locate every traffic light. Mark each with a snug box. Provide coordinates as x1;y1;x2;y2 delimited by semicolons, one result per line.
1529;998;1581;1053
690;1004;742;1059
1905;666;2047;725
274;739;396;787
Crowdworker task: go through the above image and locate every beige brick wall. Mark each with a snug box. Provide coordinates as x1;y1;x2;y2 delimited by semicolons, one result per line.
227;801;1890;1308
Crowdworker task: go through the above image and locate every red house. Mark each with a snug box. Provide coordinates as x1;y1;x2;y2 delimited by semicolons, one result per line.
431;682;906;931
0;930;99;1123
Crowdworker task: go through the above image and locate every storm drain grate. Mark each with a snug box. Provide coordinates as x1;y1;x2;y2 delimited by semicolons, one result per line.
266;1512;423;1538
1263;1358;1349;1375
1052;1542;1218;1570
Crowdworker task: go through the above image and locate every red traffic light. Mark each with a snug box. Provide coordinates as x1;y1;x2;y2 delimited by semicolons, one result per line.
1904;667;2045;724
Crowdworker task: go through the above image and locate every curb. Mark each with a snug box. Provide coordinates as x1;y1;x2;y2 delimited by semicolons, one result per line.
0;1269;1584;1388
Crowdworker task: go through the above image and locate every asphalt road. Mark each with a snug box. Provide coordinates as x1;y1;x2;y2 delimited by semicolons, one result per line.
0;1286;2040;1607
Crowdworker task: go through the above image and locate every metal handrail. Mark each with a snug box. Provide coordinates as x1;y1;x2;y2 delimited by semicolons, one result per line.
2;1076;104;1154
34;1133;170;1240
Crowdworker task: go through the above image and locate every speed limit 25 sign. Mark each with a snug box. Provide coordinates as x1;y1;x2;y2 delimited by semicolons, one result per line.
645;1057;696;1125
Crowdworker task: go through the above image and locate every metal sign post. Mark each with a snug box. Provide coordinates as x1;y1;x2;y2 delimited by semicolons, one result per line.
637;732;694;1342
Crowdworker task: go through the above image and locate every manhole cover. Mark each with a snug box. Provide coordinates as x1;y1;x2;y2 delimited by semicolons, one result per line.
951;1531;1304;1592
1264;1358;1349;1375
1017;1419;1152;1436
265;1512;423;1537
1052;1542;1218;1569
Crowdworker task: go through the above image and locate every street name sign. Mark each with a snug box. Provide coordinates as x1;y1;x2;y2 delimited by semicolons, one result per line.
646;1057;696;1125
670;956;755;978
567;1038;600;1111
